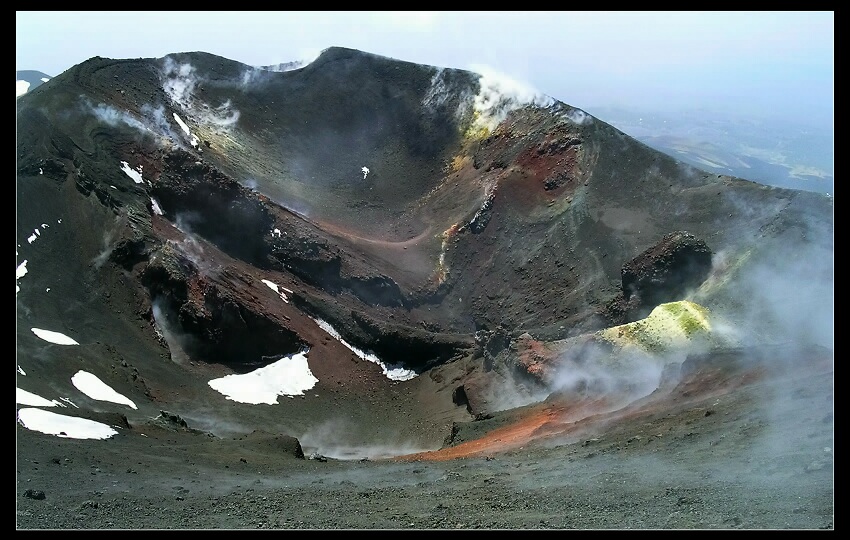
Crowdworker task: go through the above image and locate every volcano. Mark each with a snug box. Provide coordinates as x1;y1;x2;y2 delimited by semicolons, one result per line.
16;47;833;530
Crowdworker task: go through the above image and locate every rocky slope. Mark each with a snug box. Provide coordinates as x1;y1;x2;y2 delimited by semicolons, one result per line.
16;46;833;529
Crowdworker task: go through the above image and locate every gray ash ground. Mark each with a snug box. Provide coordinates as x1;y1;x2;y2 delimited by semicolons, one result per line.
17;345;833;530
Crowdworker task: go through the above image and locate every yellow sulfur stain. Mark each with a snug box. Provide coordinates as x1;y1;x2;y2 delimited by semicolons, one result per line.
598;300;713;354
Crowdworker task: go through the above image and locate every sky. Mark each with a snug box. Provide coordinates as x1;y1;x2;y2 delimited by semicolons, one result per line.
15;11;834;126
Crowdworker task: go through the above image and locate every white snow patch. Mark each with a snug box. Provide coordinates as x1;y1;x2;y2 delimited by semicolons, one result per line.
59;397;79;408
208;350;318;404
71;370;138;409
312;318;417;381
172;113;200;148
17;408;118;439
261;279;290;303
361;166;370;180
17;260;29;279
16;388;64;407
31;328;79;345
151;197;164;215
120;161;144;184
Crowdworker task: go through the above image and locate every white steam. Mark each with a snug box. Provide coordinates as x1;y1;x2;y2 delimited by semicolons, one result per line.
162;57;196;107
705;241;833;349
422;68;452;110
165;233;215;279
82;99;187;148
550;344;671;403
201;99;240;128
467;64;554;134
91;213;127;270
482;369;551;413
299;418;433;461
238;50;320;87
239;67;267;87
161;57;242;139
151;298;194;365
421;67;472;121
561;107;594;126
85;101;148;131
140;103;182;142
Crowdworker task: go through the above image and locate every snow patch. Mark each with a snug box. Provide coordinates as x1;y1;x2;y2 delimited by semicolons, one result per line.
71;370;137;409
312;318;417;381
120;161;144;184
31;328;79;345
17;408;118;439
16;80;30;96
172;113;200;148
16;388;64;407
261;279;291;303
208;350;318;404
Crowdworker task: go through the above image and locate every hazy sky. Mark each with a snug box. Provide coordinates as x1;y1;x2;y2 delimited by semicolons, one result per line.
16;11;833;123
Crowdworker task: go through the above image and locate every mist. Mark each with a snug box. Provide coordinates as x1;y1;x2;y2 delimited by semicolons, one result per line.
151;297;195;366
82;98;187;149
160;57;243;134
299;418;434;461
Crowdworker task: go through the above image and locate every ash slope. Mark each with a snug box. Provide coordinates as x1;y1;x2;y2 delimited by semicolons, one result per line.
16;47;833;529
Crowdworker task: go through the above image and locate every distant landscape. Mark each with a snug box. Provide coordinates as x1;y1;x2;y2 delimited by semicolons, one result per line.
589;106;833;195
15;70;52;97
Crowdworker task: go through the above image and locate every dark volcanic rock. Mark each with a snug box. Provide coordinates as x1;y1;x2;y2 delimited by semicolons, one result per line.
603;231;713;325
23;489;46;501
153;410;190;430
451;385;471;413
236;430;306;460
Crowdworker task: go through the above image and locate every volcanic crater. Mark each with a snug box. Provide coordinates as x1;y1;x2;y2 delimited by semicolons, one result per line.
16;47;833;529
